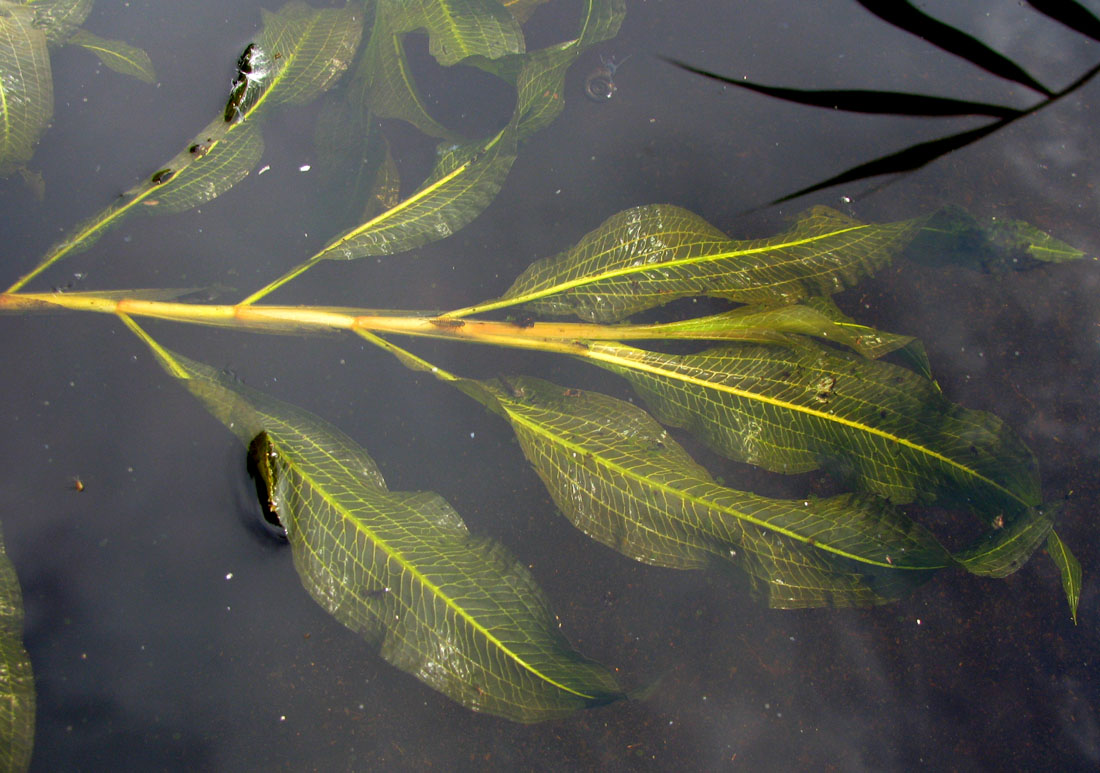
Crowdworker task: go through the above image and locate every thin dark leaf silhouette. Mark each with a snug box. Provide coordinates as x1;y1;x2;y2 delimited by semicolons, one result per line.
853;0;1052;95
1023;0;1100;44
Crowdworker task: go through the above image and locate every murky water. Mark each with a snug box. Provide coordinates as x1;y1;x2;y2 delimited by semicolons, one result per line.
1;0;1097;769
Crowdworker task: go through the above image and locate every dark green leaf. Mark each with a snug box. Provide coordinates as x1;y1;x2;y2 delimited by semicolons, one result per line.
460;375;949;608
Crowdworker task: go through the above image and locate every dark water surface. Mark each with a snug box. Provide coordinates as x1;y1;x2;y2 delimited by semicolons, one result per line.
1;0;1098;769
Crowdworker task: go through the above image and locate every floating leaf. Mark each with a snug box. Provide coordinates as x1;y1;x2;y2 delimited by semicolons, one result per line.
68;28;155;83
0;4;52;176
0;523;34;772
460;375;949;609
125;320;624;723
493;205;923;323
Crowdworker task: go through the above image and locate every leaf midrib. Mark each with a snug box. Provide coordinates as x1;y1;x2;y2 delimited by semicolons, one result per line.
503;397;944;570
589;343;1031;510
276;426;599;701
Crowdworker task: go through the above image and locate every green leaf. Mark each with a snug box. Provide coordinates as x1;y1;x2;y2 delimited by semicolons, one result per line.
0;3;52;176
149;122;264;213
460;375;949;609
314;125;518;260
589;340;1041;519
0;523;34;773
1046;529;1081;624
496;205;924;323
392;0;525;66
8;1;363;291
126;321;624;723
905;205;1086;270
67;28;155;83
26;0;91;45
253;1;364;111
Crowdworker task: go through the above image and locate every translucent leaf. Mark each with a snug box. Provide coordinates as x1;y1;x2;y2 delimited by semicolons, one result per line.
591;341;1041;516
26;0;91;45
0;523;34;772
68;28;155;83
0;4;52;176
498;205;923;323
126;323;624;723
149;122;264;213
8;1;363;291
461;375;949;609
588;340;1054;577
388;0;525;66
314;125;518;260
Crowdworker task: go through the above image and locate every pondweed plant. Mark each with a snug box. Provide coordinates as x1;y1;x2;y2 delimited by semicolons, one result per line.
0;1;1086;759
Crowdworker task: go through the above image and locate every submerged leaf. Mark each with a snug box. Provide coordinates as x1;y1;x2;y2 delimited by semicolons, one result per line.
27;0;92;45
126;323;623;723
7;1;363;291
0;523;34;772
1045;529;1081;623
905;205;1086;270
496;205;923;322
0;4;52;176
589;341;1041;518
68;28;155;83
461;375;949;609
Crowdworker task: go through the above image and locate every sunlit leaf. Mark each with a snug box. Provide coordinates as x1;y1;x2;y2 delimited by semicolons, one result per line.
495;205;923;323
7;1;363;291
502;0;551;25
0;523;34;772
588;340;1041;516
0;3;52;176
26;0;91;45
68;28;155;83
395;0;524;66
313;125;518;260
1045;529;1081;623
150;122;264;213
460;375;949;609
125;321;624;723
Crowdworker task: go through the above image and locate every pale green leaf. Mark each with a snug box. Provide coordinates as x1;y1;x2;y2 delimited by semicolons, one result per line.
497;205;923;322
391;0;524;66
0;3;52;176
0;523;34;773
127;323;624;723
1046;529;1081;623
26;0;91;44
461;375;949;609
67;28;155;83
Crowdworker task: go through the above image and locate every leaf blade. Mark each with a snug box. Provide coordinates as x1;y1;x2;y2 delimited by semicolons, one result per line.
68;28;155;83
128;324;623;723
0;4;52;176
498;205;923;322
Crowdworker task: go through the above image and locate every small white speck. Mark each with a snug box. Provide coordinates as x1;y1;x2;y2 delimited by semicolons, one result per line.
257;165;271;175
225;573;233;580
298;164;311;172
469;432;476;439
279;715;286;722
916;618;922;625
